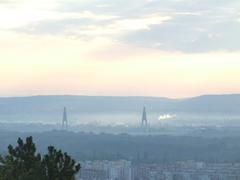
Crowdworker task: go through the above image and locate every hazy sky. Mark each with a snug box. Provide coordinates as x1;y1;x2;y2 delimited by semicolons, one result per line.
0;0;240;98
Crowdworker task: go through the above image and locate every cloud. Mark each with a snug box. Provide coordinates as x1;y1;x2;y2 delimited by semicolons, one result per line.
0;6;117;29
0;0;24;4
124;4;240;52
0;0;240;52
96;4;112;8
110;13;171;32
62;13;171;38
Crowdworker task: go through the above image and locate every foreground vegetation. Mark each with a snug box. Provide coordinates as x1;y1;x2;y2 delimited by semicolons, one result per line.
0;136;80;180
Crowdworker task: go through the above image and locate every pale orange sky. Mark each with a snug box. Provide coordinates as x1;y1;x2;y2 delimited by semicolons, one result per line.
0;0;240;98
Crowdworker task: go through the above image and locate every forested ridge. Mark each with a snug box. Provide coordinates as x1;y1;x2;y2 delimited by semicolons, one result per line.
0;131;240;163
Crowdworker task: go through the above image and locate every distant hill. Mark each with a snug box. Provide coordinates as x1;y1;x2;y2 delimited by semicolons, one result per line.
0;94;239;112
0;94;239;123
0;95;172;114
173;94;240;113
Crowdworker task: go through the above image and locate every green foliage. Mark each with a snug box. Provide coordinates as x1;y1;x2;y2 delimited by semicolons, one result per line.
0;137;80;180
42;146;80;180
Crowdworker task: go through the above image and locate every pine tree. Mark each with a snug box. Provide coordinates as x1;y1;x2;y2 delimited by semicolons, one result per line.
42;146;80;180
0;136;80;180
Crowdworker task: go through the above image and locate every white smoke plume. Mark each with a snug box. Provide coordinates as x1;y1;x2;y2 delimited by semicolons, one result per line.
158;114;176;121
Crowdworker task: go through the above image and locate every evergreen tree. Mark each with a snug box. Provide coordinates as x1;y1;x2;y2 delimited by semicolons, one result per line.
0;136;80;180
42;146;80;180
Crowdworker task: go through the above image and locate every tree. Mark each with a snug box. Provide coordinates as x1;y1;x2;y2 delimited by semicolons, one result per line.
42;146;80;180
0;137;43;180
0;136;80;180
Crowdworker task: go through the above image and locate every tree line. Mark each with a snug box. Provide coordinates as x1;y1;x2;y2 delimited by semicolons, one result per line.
0;136;80;180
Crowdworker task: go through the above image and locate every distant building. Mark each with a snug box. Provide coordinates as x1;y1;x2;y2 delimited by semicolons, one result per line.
79;160;132;180
109;160;132;180
62;107;68;130
79;169;107;180
78;160;240;180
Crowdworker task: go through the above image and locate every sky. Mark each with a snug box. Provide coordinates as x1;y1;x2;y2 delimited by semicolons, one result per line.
0;0;240;98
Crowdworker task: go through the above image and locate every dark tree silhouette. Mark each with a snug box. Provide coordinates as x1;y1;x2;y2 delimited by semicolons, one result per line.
0;137;43;180
0;136;80;180
42;146;80;180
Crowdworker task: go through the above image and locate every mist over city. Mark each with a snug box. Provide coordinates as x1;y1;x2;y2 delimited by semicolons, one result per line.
0;0;240;179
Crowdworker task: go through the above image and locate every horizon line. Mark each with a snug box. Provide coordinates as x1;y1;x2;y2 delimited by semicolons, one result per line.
0;93;239;100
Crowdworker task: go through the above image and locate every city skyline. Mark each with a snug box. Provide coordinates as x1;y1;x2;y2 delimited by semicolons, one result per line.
0;0;240;98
